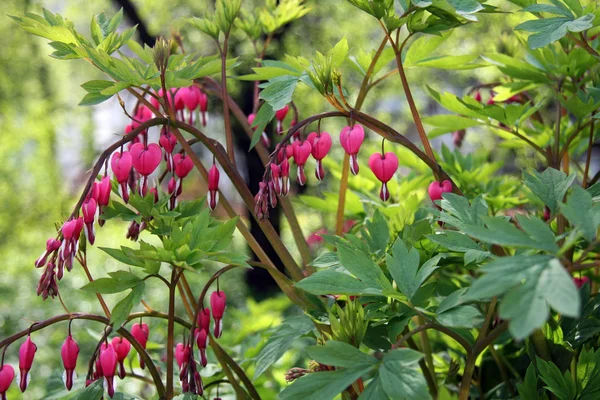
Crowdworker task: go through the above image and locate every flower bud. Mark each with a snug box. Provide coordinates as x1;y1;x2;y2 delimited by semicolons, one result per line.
194;328;209;367
0;364;15;400
207;163;220;211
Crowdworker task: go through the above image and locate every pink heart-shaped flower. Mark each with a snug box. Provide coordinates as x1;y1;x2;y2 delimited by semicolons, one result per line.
307;132;332;160
368;152;399;183
130;143;162;176
292;141;312;166
173;154;194;179
339;125;365;155
428;180;453;202
111;151;133;183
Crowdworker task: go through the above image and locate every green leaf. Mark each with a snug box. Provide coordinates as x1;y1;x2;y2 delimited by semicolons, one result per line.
78;92;113;106
249;102;275;149
523;168;576;214
560;186;600;242
72;379;103;400
337;243;391;290
517;364;541;400
308;340;378;368
259;75;299;111
81;80;114;93
99;246;145;268
110;282;145;328
437;305;484;328
536;357;577;400
379;349;430;400
364;210;390;254
387;239;440;299
279;365;375;400
329;36;349;67
295;270;383;296
359;378;390;400
254;315;314;379
81;277;140;294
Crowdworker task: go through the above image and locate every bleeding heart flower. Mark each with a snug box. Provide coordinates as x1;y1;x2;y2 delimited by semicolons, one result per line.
340;125;365;175
35;238;61;268
111;337;131;380
175;343;191;373
176;87;199;111
270;163;282;195
174;154;194;179
452;129;466;148
59;217;83;274
369;152;399;201
18;335;37;392
194;328;209;367
135;105;153;122
159;131;178;171
306;132;332;180
574;276;590;289
474;91;482;102
82;198;97;245
543;206;551;221
198;308;211;332
96;176;112;207
61;334;79;391
292;140;312;186
111;151;133;203
131;322;149;369
207;163;220;211
100;343;118;398
275;104;290;134
210;291;227;338
0;364;15;400
130;142;162;196
428;180;453;203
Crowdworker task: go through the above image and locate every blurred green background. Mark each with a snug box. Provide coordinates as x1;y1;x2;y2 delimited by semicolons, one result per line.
0;0;528;398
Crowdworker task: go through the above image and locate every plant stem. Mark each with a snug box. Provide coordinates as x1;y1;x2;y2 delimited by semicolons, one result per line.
336;154;351;235
176;280;194;320
218;36;236;166
417;317;436;391
381;26;436;161
166;268;178;399
78;253;111;318
459;354;476;400
531;329;551;361
583;114;596;187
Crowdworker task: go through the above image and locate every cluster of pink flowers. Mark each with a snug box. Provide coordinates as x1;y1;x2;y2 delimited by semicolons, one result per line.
176;290;227;395
35;86;223;298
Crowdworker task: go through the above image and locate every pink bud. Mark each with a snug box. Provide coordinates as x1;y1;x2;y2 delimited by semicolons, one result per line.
247;113;256;127
61;335;79;391
111;151;133;183
207;163;220;211
18;336;37;392
131;323;149;369
210;291;227;338
96;176;112;207
0;364;15;399
111;337;132;379
100;343;118;398
174;154;194;179
428;180;453;203
474;91;482;102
